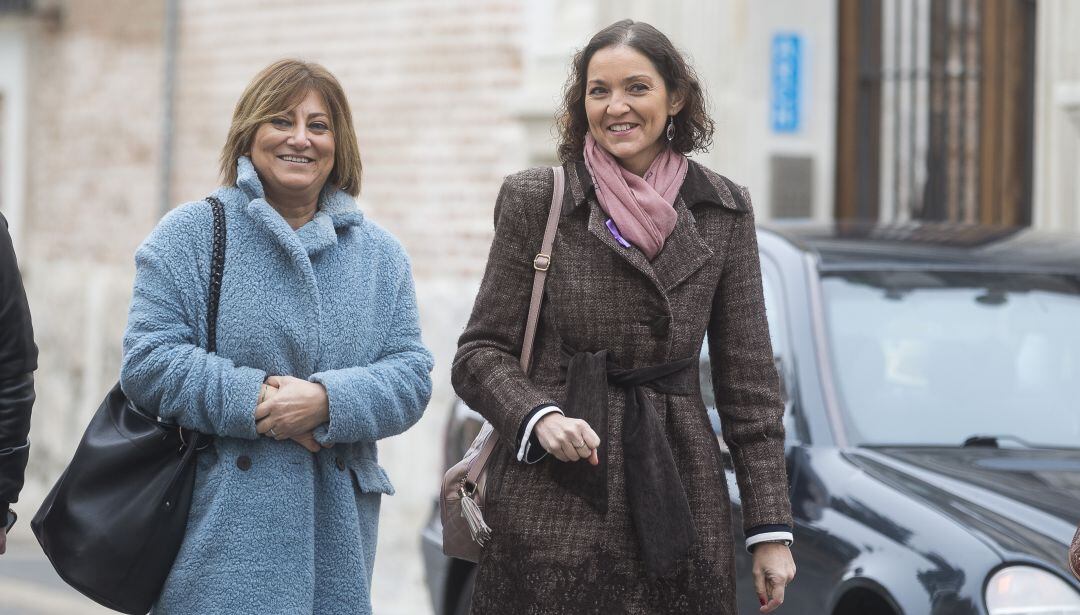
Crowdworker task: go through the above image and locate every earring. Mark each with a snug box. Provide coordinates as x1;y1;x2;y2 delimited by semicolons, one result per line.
666;116;675;141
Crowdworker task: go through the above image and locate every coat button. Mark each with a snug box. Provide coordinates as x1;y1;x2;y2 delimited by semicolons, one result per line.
236;455;252;471
335;456;346;471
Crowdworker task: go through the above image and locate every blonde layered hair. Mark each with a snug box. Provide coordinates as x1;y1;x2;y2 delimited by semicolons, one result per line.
220;59;362;196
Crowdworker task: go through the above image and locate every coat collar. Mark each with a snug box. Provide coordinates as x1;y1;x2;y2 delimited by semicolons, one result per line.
234;156;364;257
563;160;729;293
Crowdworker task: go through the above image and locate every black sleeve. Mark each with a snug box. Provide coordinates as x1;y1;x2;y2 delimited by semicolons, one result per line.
0;214;36;510
0;214;37;378
516;404;548;450
0;374;34;509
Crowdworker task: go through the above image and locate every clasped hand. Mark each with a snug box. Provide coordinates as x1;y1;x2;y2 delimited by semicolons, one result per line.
535;413;600;465
254;375;332;453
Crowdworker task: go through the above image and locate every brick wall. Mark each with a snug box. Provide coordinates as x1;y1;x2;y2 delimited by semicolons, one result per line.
26;0;165;263
171;0;528;272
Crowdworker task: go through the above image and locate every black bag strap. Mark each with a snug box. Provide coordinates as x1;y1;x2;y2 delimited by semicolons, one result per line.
173;196;227;450
205;196;227;353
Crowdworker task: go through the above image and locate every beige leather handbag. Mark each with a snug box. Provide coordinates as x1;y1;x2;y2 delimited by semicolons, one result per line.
440;166;565;562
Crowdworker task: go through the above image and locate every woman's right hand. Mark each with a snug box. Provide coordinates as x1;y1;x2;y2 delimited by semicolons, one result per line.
535;414;600;464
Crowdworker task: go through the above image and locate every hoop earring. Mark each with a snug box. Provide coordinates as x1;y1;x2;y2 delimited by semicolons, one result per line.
666;116;675;141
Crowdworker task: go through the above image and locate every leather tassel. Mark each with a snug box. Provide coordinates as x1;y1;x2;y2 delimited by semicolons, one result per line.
460;493;492;545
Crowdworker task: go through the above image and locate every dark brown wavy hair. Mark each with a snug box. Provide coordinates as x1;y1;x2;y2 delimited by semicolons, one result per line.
556;19;715;164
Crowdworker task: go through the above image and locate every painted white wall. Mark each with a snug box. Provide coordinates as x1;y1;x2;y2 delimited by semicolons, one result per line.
740;0;836;221
1034;0;1080;232
0;21;28;249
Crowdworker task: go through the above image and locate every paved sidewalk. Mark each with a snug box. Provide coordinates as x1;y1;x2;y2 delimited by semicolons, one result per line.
0;532;114;615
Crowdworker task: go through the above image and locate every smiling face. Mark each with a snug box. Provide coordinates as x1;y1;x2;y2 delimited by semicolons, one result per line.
249;89;336;205
584;45;683;176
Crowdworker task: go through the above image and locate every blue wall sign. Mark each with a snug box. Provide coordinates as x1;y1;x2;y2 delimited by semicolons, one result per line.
771;33;802;134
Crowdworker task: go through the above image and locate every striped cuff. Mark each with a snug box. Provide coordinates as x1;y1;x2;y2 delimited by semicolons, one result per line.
516;405;562;463
745;524;794;553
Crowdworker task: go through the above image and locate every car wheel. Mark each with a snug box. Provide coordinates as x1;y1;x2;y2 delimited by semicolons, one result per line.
453;566;477;615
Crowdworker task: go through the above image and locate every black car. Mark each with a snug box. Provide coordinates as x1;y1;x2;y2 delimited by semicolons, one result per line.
421;223;1080;615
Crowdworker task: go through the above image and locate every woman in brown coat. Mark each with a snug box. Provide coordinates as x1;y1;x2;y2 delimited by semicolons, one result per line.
452;20;796;614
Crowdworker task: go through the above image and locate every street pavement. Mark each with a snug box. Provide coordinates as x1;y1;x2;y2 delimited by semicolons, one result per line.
0;532;115;615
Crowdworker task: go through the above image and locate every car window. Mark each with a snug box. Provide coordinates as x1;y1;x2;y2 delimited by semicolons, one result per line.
761;258;789;360
761;256;800;443
822;270;1080;447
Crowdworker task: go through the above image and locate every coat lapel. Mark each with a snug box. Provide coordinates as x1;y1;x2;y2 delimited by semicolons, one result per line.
568;162;664;290
568;160;742;294
586;200;665;290
655;162;750;291
650;199;713;292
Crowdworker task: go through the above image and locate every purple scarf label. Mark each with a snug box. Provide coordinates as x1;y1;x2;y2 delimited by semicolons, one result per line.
605;218;632;248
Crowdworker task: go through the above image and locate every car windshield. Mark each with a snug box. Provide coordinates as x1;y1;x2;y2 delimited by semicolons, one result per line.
821;270;1080;448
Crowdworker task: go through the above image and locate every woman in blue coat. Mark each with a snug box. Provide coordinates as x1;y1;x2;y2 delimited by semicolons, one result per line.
120;59;434;614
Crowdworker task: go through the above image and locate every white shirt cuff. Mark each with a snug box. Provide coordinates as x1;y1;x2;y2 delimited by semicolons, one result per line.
517;405;563;463
745;531;794;553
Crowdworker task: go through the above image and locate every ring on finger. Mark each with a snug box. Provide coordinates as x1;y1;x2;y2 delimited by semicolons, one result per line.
573;441;587;449
268;427;278;438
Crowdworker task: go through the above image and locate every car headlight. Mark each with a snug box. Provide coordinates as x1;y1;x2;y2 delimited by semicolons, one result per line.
985;566;1080;614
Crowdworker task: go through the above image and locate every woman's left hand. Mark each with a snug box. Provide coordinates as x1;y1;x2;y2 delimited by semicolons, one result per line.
255;375;331;440
751;542;796;612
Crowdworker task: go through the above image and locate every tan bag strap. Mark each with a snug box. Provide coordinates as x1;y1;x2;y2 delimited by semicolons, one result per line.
466;166;566;483
520;166;565;373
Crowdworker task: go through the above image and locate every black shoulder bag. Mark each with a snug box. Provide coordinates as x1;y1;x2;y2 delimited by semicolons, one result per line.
32;196;227;615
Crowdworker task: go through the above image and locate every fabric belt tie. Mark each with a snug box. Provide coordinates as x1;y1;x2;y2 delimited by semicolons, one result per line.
552;348;697;579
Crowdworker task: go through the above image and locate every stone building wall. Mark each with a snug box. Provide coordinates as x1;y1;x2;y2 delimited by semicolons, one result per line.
18;0;167;490
12;2;530;611
1035;0;1080;232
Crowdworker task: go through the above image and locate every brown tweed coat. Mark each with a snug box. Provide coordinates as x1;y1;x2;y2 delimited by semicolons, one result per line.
451;160;793;614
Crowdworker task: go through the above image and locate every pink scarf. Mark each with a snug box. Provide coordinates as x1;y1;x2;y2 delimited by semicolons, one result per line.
583;133;689;260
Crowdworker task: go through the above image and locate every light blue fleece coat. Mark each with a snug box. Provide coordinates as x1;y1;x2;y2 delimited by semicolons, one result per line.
120;157;434;615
